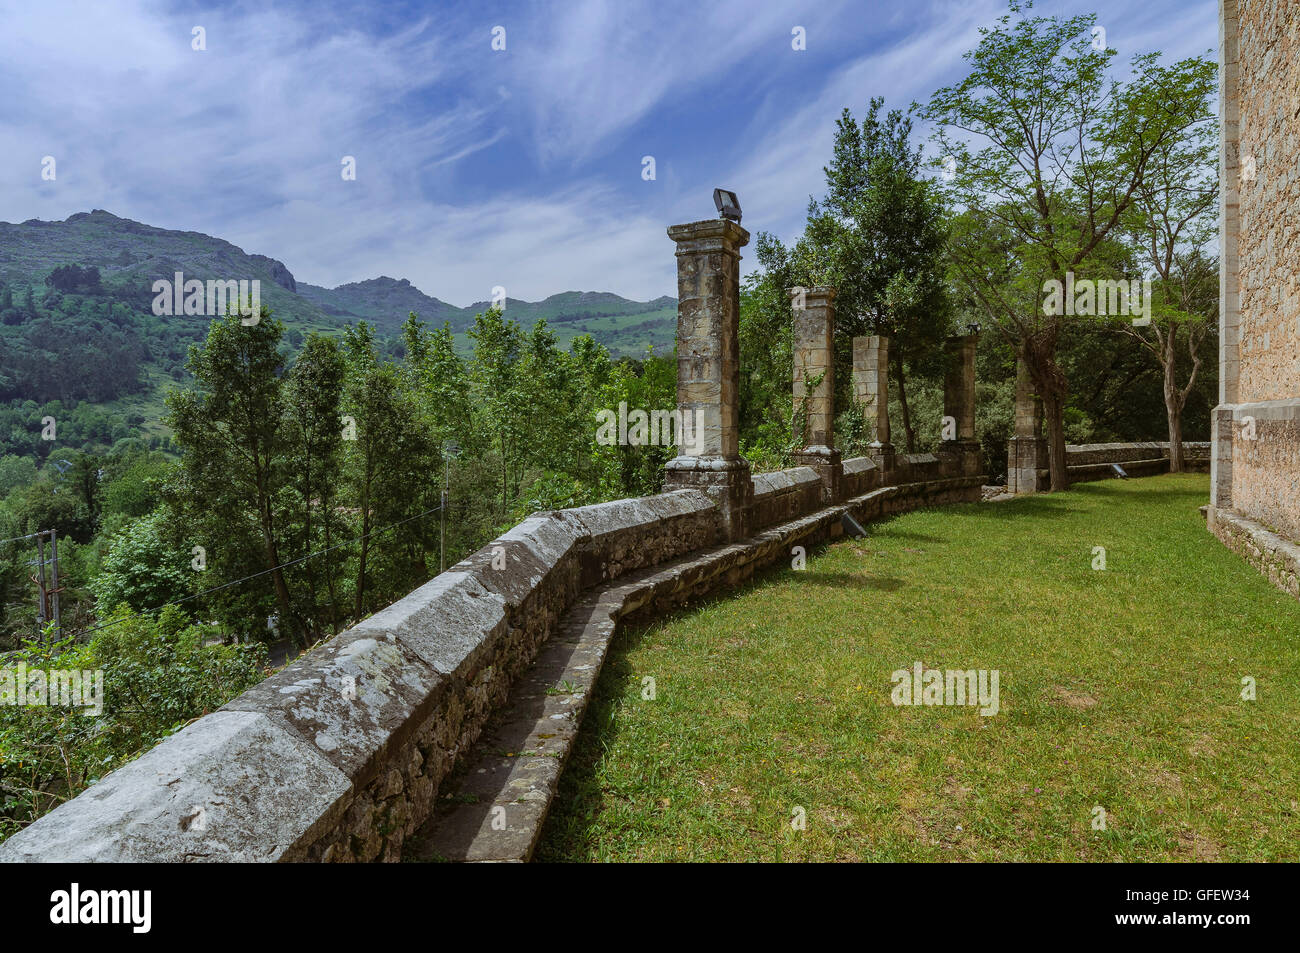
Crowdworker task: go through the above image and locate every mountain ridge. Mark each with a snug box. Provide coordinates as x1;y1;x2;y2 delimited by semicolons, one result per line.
0;210;676;346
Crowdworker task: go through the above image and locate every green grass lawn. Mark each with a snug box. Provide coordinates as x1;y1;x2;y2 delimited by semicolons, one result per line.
536;474;1300;862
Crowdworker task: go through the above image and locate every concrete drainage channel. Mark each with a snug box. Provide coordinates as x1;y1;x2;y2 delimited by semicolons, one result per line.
403;477;983;862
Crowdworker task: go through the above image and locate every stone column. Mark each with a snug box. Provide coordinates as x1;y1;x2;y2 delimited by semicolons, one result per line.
1212;0;1240;511
852;335;894;474
791;286;842;502
1008;354;1047;494
939;333;982;477
663;218;753;541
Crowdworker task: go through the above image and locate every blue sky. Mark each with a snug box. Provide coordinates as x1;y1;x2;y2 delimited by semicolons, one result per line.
0;0;1217;306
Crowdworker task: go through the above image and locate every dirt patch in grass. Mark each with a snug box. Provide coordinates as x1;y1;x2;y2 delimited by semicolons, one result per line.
1051;686;1099;709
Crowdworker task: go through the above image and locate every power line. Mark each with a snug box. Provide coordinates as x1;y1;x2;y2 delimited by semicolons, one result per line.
77;500;448;638
0;531;46;546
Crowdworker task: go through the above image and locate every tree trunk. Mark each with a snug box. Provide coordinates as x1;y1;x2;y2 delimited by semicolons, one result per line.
261;508;297;646
1040;393;1070;492
1167;405;1184;473
893;352;916;453
324;503;340;635
1163;328;1184;473
354;461;373;619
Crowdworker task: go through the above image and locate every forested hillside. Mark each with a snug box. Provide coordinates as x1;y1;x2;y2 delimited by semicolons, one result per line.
0;210;678;462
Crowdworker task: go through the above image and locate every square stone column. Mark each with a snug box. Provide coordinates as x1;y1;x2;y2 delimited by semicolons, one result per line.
939;333;983;477
852;335;894;474
662;218;753;542
1008;353;1048;494
791;286;842;502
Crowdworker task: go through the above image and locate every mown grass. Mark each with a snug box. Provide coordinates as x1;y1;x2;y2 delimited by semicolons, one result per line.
536;474;1300;861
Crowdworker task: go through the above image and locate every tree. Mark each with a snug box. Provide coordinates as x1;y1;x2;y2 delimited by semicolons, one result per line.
90;511;191;614
166;309;300;642
1119;93;1219;472
341;322;436;617
804;98;952;450
748;99;951;453
923;1;1217;489
467;309;525;518
283;333;346;639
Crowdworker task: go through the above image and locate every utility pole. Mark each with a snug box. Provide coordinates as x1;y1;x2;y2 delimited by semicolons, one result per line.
34;530;47;632
49;529;61;636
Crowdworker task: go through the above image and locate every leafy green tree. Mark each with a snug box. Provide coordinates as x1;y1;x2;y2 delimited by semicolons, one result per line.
283;333;346;639
89;511;191;614
0;456;36;498
166;309;299;642
468;309;525;517
341;323;437;616
1118;91;1219;471
923;1;1217;489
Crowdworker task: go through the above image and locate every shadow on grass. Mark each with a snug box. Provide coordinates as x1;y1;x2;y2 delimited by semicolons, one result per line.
873;529;945;543
798;570;906;591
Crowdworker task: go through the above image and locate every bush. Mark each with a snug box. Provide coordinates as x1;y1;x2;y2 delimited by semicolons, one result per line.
0;608;266;841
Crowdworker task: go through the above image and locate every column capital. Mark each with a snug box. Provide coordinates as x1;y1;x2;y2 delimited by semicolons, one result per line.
667;219;750;252
789;285;836;304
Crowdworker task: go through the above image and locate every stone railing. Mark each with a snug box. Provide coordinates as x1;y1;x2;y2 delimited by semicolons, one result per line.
1066;442;1211;481
0;459;983;863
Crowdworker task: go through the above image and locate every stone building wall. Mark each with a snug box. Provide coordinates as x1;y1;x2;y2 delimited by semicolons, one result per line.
1235;0;1300;403
1211;1;1300;579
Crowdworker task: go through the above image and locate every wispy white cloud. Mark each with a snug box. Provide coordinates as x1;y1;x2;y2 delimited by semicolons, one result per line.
0;0;1219;306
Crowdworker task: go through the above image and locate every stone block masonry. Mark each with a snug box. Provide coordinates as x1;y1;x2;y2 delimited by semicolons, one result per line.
791;286;842;502
663;218;754;542
1209;0;1300;601
853;335;894;475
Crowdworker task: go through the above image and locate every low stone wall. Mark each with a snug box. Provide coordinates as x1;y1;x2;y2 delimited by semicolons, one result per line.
0;467;983;863
898;452;946;483
840;456;880;500
413;472;986;861
1066;441;1211;478
1207;506;1300;600
751;466;823;531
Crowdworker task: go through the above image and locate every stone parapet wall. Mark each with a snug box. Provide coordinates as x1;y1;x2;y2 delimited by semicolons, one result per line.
0;463;983;863
840;456;881;499
898;452;948;483
751;466;823;531
414;472;986;861
1065;442;1211;467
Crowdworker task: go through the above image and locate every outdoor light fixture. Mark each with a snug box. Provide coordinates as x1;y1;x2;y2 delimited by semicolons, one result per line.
967;322;982;335
713;188;742;224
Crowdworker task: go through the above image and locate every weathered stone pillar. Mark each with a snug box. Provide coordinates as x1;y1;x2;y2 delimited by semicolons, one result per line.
791;286;842;502
939;333;982;477
852;335;894;474
1008;353;1048;494
663;218;753;541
